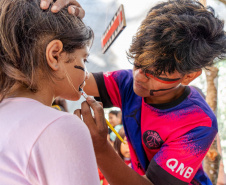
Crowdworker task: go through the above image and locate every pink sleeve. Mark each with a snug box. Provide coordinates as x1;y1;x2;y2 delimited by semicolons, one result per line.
26;115;100;185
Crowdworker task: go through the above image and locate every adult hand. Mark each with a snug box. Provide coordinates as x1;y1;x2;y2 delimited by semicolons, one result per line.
40;0;85;19
74;97;108;153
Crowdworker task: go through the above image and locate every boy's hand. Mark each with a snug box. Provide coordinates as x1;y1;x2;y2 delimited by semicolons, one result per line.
40;0;85;18
74;97;108;153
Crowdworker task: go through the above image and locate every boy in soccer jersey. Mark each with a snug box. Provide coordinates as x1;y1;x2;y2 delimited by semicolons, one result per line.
42;0;226;184
81;1;226;185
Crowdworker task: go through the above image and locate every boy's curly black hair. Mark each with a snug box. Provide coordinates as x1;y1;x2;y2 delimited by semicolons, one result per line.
128;0;226;76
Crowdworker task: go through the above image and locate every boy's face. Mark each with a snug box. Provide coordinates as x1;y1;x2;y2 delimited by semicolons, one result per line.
132;65;184;103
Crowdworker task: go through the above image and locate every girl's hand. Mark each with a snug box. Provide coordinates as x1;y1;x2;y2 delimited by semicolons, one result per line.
74;97;108;153
40;0;85;18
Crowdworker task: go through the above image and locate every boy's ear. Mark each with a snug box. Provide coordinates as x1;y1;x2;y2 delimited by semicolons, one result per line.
46;40;63;71
181;70;202;85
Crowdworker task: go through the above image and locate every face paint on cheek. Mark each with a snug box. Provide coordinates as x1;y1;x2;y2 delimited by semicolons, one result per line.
149;86;175;96
74;65;85;71
74;65;88;89
145;73;181;84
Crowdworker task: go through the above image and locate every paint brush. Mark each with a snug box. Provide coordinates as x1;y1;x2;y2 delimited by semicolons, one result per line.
79;87;125;144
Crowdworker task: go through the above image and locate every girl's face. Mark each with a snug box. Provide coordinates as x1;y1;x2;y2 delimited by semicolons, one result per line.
56;46;90;101
120;136;130;159
108;113;119;127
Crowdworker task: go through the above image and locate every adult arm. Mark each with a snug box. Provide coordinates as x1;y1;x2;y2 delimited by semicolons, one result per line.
40;0;85;18
77;97;153;185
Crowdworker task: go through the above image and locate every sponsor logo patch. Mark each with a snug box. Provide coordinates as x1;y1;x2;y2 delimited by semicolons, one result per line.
166;158;194;179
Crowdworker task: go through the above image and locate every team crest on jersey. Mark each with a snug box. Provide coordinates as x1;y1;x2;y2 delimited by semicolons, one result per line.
143;130;164;149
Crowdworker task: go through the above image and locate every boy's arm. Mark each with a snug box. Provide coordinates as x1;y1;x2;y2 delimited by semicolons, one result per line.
79;97;154;185
96;141;154;185
83;73;100;97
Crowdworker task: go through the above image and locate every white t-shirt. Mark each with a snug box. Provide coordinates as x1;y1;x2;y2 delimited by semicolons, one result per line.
0;97;100;185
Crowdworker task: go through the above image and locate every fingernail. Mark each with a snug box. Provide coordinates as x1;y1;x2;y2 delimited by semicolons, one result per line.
40;1;47;8
51;5;58;12
87;96;94;101
71;7;75;15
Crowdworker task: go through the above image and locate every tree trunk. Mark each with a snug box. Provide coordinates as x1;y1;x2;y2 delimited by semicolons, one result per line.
208;0;226;184
203;66;221;185
218;0;226;6
216;134;226;185
199;0;226;184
